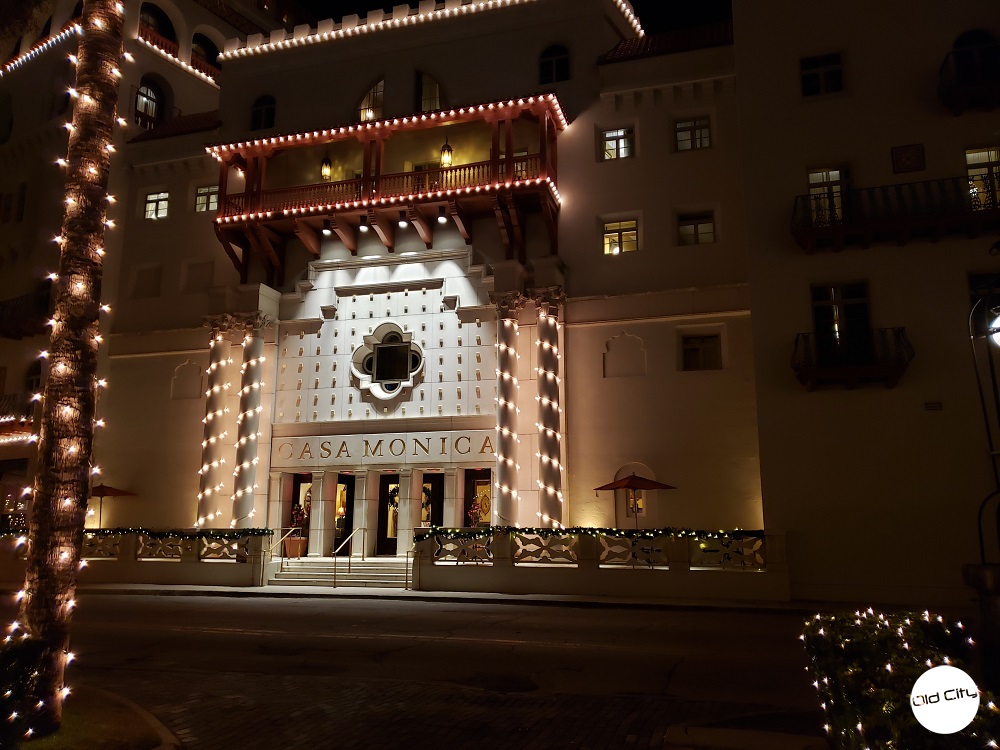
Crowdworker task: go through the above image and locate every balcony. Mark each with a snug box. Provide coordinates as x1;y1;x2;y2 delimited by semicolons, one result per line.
791;175;1000;252
209;95;565;285
137;24;179;58
792;328;914;390
938;41;1000;115
190;54;220;81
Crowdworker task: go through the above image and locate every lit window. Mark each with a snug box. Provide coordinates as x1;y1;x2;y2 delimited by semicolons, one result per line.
539;45;570;84
603;219;638;255
144;191;169;220
417;72;441;112
807;168;845;226
675;118;710;151
358;79;384;122
250;95;275;130
681;335;722;371
134;80;162;130
678;213;715;245
800;53;843;97
601;128;634;160
967;147;999;212
195;185;219;212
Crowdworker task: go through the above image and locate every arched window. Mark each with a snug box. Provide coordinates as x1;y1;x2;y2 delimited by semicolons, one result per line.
36;17;52;43
539;44;570;85
251;95;275;130
191;34;221;68
416;71;441;112
139;3;177;44
358;79;384;122
950;29;1000;84
134;77;164;130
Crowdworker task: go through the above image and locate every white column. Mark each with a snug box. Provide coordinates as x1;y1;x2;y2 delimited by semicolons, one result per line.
196;324;232;528
307;470;325;557
491;291;524;526
230;312;271;528
443;468;460;527
267;471;282;534
352;470;369;557
533;289;564;528
397;469;414;557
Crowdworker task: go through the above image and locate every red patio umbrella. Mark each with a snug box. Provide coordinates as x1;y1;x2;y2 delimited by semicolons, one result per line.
90;484;135;528
594;473;676;530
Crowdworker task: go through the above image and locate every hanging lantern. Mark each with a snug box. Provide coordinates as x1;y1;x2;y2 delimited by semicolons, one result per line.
320;155;332;181
439;136;453;168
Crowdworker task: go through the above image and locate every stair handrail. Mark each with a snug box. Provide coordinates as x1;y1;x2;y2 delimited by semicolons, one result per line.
332;527;367;588
267;527;306;576
405;543;419;591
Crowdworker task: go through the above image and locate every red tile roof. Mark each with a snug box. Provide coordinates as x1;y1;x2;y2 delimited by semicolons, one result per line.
129;110;221;143
600;21;733;64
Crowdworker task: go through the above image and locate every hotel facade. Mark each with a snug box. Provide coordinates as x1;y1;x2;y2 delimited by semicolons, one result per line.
0;0;996;605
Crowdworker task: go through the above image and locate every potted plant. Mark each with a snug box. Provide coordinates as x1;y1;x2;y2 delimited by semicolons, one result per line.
284;503;309;558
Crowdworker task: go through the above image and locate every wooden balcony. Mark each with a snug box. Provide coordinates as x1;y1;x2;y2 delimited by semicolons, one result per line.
190;54;220;81
938;42;1000;115
137;24;179;58
209;95;565;285
791;175;1000;252
792;328;914;390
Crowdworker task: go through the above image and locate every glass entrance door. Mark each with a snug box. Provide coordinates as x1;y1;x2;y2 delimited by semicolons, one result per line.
420;473;444;528
375;473;399;555
333;473;355;556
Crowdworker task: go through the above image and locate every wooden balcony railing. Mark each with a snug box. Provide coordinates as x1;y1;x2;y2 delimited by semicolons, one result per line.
190;54;221;81
792;328;914;389
938;42;1000;115
137;24;179;58
222;155;546;218
791;174;1000;251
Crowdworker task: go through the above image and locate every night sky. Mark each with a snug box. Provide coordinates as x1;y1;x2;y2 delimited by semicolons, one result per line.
297;0;732;33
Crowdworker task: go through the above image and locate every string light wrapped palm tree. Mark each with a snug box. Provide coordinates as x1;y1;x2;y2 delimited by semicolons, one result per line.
10;0;124;737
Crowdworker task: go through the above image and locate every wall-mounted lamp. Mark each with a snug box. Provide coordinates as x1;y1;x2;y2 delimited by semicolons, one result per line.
439;136;453;168
437;206;448;225
398;210;408;229
322;219;332;236
359;215;369;233
320;155;332;182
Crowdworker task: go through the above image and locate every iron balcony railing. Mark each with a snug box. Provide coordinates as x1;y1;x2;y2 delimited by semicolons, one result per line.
792;327;914;389
221;155;545;218
791;174;1000;250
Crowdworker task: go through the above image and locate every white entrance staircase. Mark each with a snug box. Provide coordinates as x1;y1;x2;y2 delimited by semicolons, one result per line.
269;557;409;588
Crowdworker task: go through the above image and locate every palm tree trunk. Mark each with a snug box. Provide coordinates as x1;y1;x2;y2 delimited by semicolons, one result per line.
17;0;123;736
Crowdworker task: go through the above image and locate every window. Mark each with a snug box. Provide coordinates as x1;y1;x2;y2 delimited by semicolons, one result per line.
417;72;440;112
138;3;176;43
539;45;570;84
681;335;722;371
144;191;169;220
675;118;710;150
352;323;424;400
195;185;219;212
134;79;163;130
250;95;275;130
601;128;634;160
625;491;645;517
807;168;846;226
811;282;872;367
25;361;41;394
603;219;637;255
358;80;384;122
191;33;220;68
800;53;843;97
967;147;999;212
678;212;715;245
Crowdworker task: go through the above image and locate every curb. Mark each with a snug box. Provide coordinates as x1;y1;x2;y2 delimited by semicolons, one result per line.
88;685;182;750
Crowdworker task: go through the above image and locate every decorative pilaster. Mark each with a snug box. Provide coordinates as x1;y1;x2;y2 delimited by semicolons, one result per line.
195;322;233;528
230;311;273;528
307;471;325;557
490;291;525;526
531;287;565;528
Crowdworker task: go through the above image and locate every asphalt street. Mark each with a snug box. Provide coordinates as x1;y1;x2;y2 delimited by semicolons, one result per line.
0;595;824;749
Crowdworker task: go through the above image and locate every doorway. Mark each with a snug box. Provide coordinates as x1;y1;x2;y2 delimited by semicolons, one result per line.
375;473;399;555
420;473;444;528
463;468;492;527
333;473;355;556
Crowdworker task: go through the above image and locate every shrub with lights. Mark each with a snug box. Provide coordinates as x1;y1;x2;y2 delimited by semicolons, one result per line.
0;637;45;747
802;609;1000;748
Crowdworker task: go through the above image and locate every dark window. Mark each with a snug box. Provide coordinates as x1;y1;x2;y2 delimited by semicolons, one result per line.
800;53;843;97
675;118;710;150
416;72;441;112
191;34;221;68
539;45;570;84
677;212;715;245
681;335;722;371
25;361;41;394
374;343;410;383
811;282;872;367
138;3;176;43
251;95;275;130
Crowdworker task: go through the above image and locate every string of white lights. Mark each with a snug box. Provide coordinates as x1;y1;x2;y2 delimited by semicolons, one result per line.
196;332;232;527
